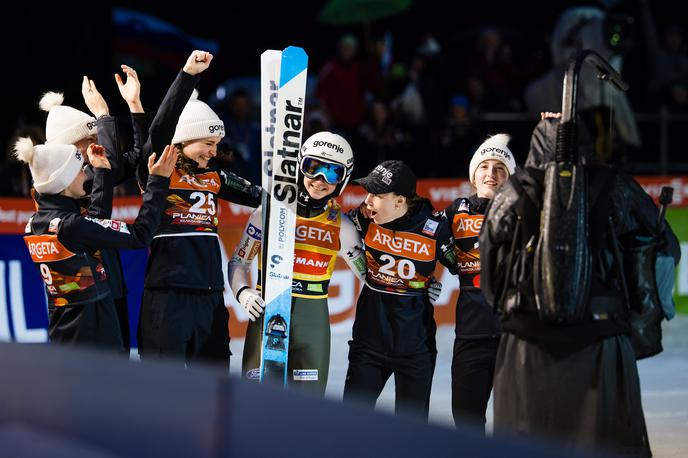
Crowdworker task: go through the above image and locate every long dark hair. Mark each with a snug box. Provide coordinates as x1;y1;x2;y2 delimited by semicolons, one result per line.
175;144;195;176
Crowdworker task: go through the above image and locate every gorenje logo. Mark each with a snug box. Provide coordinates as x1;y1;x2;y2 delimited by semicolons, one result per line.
273;99;303;204
208;125;224;135
479;147;512;161
312;140;344;154
374;165;393;185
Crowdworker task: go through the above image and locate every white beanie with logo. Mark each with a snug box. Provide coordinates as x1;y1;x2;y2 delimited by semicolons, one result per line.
14;137;84;195
171;90;225;144
468;133;516;184
40;92;97;145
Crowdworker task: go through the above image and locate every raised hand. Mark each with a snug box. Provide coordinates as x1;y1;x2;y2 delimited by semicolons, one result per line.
81;76;109;118
148;144;178;178
182;50;213;76
86;143;111;169
114;64;143;113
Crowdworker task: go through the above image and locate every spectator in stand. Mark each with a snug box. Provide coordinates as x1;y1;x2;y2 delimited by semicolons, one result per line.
524;6;641;167
357;98;409;174
665;81;688;112
316;34;365;138
303;99;331;141
393;35;449;178
216;88;261;184
465;75;487;115
465;27;523;111
636;0;688;108
360;34;390;101
439;95;483;177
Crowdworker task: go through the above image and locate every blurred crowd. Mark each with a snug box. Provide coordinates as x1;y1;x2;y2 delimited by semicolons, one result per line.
3;2;687;197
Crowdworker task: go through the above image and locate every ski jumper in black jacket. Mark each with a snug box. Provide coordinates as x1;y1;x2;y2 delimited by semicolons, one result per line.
442;195;501;430
344;199;459;419
135;69;261;368
25;166;169;351
82;112;151;355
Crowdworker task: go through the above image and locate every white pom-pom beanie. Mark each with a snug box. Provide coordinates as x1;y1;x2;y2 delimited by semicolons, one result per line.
13;137;84;194
468;133;516;184
39;91;97;145
171;90;225;144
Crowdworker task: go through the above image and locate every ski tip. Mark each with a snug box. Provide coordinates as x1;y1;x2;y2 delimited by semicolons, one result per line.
282;46;308;59
279;47;308;86
282;46;309;68
261;49;282;58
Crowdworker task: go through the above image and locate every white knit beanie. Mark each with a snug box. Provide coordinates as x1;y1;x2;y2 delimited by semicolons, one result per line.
14;137;84;194
171;90;225;144
40;92;97;145
468;133;516;184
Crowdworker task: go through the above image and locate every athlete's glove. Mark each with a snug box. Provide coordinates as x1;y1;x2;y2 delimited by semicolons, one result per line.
427;279;442;304
237;287;265;321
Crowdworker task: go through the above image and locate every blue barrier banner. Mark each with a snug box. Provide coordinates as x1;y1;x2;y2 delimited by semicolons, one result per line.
0;234;147;345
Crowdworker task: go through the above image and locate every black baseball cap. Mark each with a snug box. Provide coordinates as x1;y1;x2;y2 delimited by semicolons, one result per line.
353;160;416;197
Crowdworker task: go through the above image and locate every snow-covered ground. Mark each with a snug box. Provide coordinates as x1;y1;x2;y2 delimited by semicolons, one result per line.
228;315;688;457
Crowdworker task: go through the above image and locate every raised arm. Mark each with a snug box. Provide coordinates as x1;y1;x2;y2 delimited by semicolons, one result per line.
84;143;113;218
112;64;150;187
81;75;138;186
138;50;213;187
115;64;144;114
59;145;177;253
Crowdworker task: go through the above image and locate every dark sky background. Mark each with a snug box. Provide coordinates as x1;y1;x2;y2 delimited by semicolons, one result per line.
2;0;679;159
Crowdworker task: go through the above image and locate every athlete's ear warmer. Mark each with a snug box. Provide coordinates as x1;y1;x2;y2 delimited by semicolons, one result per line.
39;91;97;145
469;133;516;184
171;90;225;144
14;137;84;194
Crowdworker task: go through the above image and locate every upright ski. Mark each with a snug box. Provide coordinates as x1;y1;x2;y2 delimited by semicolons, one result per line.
259;50;281;302
260;46;308;386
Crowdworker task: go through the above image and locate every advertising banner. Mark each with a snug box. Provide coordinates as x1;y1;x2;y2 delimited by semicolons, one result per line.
2;178;687;343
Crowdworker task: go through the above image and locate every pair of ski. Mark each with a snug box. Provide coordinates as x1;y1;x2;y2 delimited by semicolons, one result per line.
258;47;308;386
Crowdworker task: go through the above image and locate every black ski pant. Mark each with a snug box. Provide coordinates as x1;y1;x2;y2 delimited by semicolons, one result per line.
114;296;130;358
48;298;124;353
138;288;229;370
343;342;436;420
451;337;499;431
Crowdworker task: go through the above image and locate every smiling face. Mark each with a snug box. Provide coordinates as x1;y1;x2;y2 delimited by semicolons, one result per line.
303;175;337;200
180;136;221;169
364;192;408;225
473;159;509;199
